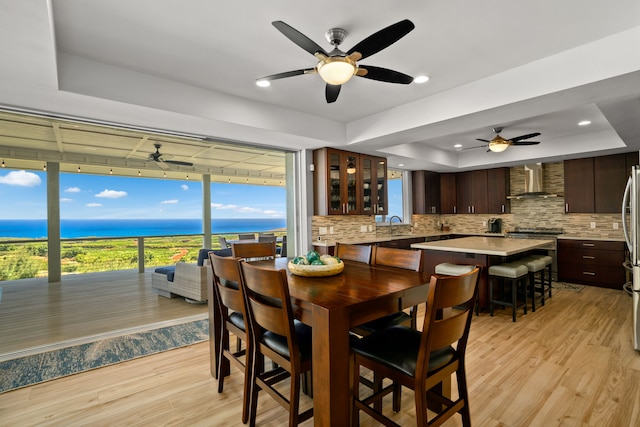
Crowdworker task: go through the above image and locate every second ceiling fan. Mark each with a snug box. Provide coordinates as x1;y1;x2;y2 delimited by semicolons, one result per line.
475;127;541;152
257;19;415;103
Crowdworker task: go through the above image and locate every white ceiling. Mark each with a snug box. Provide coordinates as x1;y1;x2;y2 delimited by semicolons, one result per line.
1;0;640;173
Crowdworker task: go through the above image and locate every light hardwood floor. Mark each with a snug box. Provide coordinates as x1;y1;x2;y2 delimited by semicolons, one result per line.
1;284;639;426
0;270;207;358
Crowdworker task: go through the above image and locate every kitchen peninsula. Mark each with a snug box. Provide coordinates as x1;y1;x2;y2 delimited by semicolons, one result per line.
411;236;554;310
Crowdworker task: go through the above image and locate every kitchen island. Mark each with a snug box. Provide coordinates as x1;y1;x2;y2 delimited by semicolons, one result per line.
411;236;554;310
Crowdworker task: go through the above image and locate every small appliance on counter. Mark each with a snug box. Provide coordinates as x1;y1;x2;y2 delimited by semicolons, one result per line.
488;218;502;233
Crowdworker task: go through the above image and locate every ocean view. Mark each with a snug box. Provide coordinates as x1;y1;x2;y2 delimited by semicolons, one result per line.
0;218;287;239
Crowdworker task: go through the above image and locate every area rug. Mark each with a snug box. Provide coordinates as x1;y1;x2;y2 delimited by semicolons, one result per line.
0;317;209;394
552;281;585;292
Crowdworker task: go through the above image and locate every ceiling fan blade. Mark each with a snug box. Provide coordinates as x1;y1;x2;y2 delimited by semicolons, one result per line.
509;132;541;142
357;65;413;84
511;141;540;146
272;21;328;57
154;160;170;170
164;160;194;166
460;144;488;151
257;68;316;82
326;84;341;103
347;19;415;60
476;138;491;143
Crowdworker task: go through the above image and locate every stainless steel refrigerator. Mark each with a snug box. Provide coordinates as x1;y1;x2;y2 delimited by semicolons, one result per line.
622;165;640;350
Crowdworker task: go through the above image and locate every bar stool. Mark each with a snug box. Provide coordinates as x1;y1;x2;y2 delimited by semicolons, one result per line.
489;262;529;322
435;263;479;315
521;254;553;304
518;256;548;312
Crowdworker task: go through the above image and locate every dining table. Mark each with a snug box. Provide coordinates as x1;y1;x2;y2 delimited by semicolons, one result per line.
208;257;431;427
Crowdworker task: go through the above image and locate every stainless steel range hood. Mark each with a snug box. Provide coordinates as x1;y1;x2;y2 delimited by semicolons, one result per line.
507;163;561;199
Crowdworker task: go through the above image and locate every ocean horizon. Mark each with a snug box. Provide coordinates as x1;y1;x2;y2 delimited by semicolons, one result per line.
0;218;287;239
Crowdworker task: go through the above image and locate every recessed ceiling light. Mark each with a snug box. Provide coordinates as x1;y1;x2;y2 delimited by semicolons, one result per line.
454;144;463;149
398;163;405;167
413;75;429;84
256;80;271;88
578;120;591;126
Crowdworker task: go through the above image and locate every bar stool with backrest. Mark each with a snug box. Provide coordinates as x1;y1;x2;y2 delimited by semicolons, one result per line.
232;241;277;261
351;268;481;427
239;261;314;427
208;252;251;424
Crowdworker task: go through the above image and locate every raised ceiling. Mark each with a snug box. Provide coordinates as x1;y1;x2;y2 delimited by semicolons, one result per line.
1;1;640;173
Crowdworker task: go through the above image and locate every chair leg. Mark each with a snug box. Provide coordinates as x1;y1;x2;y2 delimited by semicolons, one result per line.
529;271;536;312
511;278;517;322
457;366;472;427
289;367;301;427
489;277;495;316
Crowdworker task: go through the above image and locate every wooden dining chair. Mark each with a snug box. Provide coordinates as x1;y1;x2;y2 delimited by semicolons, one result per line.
239;261;314;427
208;252;252;423
335;242;373;263
238;233;255;240
352;246;424;335
231;241;277;261
351;267;480;427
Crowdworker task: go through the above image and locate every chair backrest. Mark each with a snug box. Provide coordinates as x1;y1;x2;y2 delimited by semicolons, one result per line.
219;236;230;249
416;268;480;379
232;241;277;260
238;233;255;241
335;243;373;264
239;261;300;361
258;235;277;243
279;235;287;258
259;232;274;237
373;246;423;272
209;252;245;315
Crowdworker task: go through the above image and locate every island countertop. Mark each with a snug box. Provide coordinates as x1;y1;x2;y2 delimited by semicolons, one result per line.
410;236;554;256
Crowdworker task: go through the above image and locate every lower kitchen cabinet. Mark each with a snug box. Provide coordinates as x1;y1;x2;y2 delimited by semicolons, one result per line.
557;239;626;289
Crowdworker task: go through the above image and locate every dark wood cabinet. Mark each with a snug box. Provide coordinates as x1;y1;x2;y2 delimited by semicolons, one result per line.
313;148;387;216
377;237;425;249
557;239;625;289
440;173;457;214
456;170;488;214
487;167;510;214
411;171;440;214
565;153;636;213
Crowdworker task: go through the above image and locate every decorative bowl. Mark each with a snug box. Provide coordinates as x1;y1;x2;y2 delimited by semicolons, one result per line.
288;260;345;277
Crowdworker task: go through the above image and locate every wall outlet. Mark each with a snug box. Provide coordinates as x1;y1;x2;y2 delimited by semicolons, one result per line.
360;225;367;232
482;221;487;227
613;222;619;230
368;225;373;232
319;227;327;235
329;226;334;234
590;222;596;229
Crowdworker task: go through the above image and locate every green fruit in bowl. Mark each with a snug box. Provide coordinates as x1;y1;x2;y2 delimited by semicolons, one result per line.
311;259;325;265
292;256;309;265
306;250;321;263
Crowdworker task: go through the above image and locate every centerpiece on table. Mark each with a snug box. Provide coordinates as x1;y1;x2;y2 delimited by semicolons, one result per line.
288;250;344;277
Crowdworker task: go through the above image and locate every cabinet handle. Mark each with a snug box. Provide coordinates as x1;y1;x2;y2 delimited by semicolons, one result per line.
472;205;475;214
454;206;457;214
501;204;505;213
582;255;595;259
565;203;569;212
342;203;346;214
582;271;596;276
582;243;595;247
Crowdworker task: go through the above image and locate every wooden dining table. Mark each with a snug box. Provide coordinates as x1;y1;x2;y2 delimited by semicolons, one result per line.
208;257;430;427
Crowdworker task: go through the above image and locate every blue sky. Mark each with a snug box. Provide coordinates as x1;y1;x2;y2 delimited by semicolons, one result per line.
0;168;286;220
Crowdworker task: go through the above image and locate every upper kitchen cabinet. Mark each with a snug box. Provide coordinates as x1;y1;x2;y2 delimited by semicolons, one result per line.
412;170;440;214
565;153;635;213
313;148;387;216
456;170;488;214
487;167;510;214
440;173;457;214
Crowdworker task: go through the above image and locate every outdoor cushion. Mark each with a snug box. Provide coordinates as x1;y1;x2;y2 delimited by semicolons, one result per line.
154;265;176;282
197;248;212;266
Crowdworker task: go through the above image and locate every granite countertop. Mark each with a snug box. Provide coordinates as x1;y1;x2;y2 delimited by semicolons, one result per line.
313;231;506;247
557;234;626;242
410;236;554;256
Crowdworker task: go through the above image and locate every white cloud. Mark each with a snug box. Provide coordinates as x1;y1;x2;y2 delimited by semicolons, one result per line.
95;189;128;199
161;199;179;204
237;207;261;213
211;203;238;210
181;184;189;191
60;198;73;202
0;170;41;187
65;187;81;193
263;210;278;215
86;203;102;207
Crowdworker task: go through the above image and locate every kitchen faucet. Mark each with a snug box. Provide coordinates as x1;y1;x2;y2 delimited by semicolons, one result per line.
389;215;402;236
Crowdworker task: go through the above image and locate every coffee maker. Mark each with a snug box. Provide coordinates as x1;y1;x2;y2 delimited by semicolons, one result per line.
488;218;502;233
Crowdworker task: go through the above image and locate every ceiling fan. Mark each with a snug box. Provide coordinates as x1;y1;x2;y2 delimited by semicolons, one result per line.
148;143;193;169
256;19;415;103
474;127;541;152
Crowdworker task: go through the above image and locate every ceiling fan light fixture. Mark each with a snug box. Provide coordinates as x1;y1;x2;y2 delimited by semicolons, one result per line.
256;79;271;88
317;56;356;85
488;135;511;152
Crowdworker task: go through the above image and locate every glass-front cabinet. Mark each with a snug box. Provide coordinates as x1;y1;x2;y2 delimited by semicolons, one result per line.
314;148;387;216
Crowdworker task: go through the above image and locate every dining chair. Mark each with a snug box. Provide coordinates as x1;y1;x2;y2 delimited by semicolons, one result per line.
351;267;480;427
352;246;424;335
239;261;314;427
232;241;277;261
208;252;252;423
218;236;230;249
335;242;373;263
258;234;276;243
238;233;255;240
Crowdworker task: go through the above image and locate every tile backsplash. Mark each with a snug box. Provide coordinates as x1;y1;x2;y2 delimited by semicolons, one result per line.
312;161;626;242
